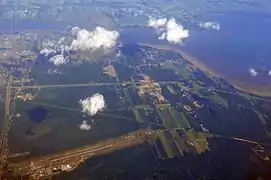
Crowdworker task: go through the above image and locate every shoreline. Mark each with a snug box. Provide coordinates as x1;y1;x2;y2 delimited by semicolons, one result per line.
138;42;271;97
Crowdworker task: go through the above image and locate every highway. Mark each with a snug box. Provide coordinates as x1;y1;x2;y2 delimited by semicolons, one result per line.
15;82;125;89
24;100;139;123
0;75;13;178
204;133;271;147
9;129;154;178
12;81;271;103
11;81;179;90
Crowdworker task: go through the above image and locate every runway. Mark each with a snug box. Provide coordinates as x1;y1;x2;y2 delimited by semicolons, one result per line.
9;129;153;178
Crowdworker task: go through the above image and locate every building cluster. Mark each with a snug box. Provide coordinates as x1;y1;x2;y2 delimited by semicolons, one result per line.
0;33;38;62
30;162;79;179
16;93;34;101
170;87;204;118
0;36;13;49
137;74;167;104
182;92;203;111
18;51;37;61
252;144;271;162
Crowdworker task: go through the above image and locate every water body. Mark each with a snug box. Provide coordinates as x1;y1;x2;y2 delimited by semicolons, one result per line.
1;12;270;94
183;12;271;90
121;12;271;95
26;106;48;123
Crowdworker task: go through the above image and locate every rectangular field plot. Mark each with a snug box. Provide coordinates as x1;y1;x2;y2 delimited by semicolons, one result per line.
174;110;192;130
154;131;181;159
156;106;183;129
132;105;152;124
133;108;144;123
153;138;168;160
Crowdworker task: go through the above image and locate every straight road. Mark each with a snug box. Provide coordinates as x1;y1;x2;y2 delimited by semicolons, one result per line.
12;81;271;102
11;81;177;89
0;75;12;178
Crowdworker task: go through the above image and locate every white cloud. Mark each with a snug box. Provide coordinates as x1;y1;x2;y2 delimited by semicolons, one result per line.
40;26;119;61
40;48;56;56
40;38;69;56
70;27;119;51
148;17;189;44
199;21;220;30
48;54;69;66
79;93;105;116
71;26;81;36
268;70;271;76
148;17;167;28
161;18;189;43
79;120;91;131
57;37;66;45
249;68;258;77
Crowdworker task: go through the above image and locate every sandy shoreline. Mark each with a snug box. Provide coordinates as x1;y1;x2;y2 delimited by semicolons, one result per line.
138;42;271;97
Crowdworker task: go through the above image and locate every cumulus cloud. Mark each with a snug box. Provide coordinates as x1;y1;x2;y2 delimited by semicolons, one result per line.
79;93;105;116
70;27;119;51
71;26;81;36
249;68;258;77
268;70;271;76
40;26;119;65
57;37;66;45
48;54;69;66
148;17;189;44
40;48;56;56
40;38;69;56
199;21;220;30
79;120;91;131
160;18;189;43
148;17;167;28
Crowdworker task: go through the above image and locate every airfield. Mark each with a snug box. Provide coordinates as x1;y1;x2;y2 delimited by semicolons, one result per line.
0;42;270;179
0;25;270;179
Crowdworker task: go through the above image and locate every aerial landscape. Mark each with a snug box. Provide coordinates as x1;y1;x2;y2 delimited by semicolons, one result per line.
0;0;271;179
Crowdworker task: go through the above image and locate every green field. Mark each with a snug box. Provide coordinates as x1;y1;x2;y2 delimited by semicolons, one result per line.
156;103;170;108
156;106;183;129
168;108;183;129
159;132;175;158
255;110;267;125
132;108;144;123
186;130;210;154
180;112;191;129
134;104;150;109
166;85;177;94
132;105;151;123
123;88;133;107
